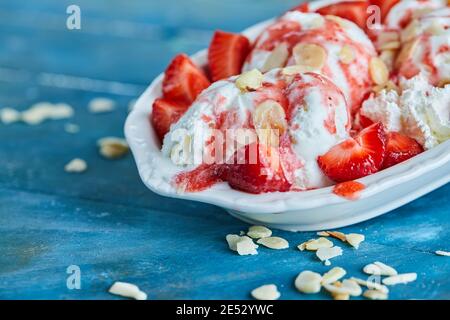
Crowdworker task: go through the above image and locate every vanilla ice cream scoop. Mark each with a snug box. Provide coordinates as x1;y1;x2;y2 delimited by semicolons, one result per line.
396;7;450;86
162;68;351;191
243;11;377;113
361;75;450;149
286;72;351;189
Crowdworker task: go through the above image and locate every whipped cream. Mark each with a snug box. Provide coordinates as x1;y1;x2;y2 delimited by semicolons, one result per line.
288;73;350;189
361;74;450;149
396;6;450;86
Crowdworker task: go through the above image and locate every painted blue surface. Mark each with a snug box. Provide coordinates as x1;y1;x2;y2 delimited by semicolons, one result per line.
0;0;448;300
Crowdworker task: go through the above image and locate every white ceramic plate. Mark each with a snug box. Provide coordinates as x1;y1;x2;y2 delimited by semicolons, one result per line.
124;11;450;232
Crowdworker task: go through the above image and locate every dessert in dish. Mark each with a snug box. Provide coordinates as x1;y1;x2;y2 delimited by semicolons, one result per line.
149;0;450;195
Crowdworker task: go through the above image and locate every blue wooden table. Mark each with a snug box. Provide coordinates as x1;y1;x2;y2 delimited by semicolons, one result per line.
0;0;449;300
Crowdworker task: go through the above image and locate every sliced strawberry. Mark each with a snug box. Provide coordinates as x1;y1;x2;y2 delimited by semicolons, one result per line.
383;132;423;168
289;2;310;13
318;122;387;182
226;143;291;194
370;0;400;22
151;98;188;142
208;31;251;82
316;1;369;29
174;164;225;193
162;54;210;105
333;181;365;200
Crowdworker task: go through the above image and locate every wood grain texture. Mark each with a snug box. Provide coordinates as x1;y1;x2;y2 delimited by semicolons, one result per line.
0;0;449;300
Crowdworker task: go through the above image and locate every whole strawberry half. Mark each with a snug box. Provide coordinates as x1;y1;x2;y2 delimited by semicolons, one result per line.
383;132;423;169
162;53;210;105
151;98;188;143
226;143;292;194
318;122;387;182
316;1;369;29
208;31;251;82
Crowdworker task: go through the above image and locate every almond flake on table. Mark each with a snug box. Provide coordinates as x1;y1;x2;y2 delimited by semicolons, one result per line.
109;282;147;300
435;250;450;257
345;233;365;249
350;277;389;293
64;123;80;134
22;102;74;125
363;262;398;276
251;284;280;300
88;97;116;113
64;158;87;173
382;273;417;286
363;289;388;300
226;235;258;256
247;226;272;239
257;237;289;250
321;267;346;285
294;271;322;294
298;237;333;251
0;108;21;124
316;246;343;265
323;279;362;297
330;281;350;300
97;137;129;159
319;230;347;242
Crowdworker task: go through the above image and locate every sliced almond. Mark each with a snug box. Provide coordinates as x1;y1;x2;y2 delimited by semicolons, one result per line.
253;100;287;147
317;231;329;237
261;43;289;73
64;158;87;173
316;246;343;265
295;271;322;294
435;250;450;257
350;277;389;294
395;38;419;69
331;282;350;300
321;267;346;285
382;273;417;286
401;20;420;43
326;15;348;28
257;237;289;250
226;235;258;256
437;79;450;88
379;50;396;72
377;31;400;46
370;57;389;85
235;69;263;91
98;137;129;159
304;237;334;251
293;43;326;70
345;233;365;249
379;41;401;51
247;226;272;239
325;231;347;242
281;65;314;76
251;284;280;300
109;282;147;300
339;45;354;64
363;262;398;276
323;279;362;297
363;289;388;300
